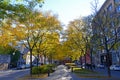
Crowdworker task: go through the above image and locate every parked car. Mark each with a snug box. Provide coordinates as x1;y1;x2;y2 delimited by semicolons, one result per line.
17;64;25;69
25;64;30;68
82;63;85;69
110;65;120;71
97;64;105;69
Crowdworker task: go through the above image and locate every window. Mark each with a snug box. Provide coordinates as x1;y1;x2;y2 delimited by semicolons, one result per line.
111;29;115;35
114;0;120;3
116;5;120;12
111;22;114;27
117;27;120;35
107;4;112;11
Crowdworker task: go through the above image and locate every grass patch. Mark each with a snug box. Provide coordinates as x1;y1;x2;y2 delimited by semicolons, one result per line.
17;74;48;80
73;67;97;74
73;67;108;78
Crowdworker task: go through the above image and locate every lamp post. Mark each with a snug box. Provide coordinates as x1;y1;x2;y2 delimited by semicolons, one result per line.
13;49;17;55
10;49;17;68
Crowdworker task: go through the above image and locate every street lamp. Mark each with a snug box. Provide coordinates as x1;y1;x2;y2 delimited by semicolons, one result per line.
13;49;17;55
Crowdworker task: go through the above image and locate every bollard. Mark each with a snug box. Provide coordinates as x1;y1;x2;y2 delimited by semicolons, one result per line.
48;72;50;76
71;67;73;72
48;69;50;77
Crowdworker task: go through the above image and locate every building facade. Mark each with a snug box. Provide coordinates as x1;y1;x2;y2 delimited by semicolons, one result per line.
92;0;120;66
0;55;11;70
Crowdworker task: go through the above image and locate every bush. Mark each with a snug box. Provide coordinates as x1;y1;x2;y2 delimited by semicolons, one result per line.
32;64;56;74
40;65;49;73
32;66;41;74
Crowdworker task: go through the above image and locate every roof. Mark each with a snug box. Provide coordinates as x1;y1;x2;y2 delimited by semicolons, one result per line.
95;0;108;16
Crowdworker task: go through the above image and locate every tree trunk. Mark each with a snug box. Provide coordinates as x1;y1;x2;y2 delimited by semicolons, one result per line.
30;49;33;75
104;37;111;77
80;57;83;68
44;55;46;64
84;54;86;69
37;54;39;66
90;48;93;70
48;54;53;64
106;53;111;77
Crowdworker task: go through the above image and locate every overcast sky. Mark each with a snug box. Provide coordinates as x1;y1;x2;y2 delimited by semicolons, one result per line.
42;0;105;27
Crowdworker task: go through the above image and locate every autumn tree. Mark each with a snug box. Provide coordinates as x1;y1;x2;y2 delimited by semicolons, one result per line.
0;0;44;51
62;18;86;62
53;44;67;61
13;11;61;74
0;0;44;75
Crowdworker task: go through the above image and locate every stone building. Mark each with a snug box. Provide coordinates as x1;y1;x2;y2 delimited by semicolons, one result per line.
0;55;11;70
92;0;120;65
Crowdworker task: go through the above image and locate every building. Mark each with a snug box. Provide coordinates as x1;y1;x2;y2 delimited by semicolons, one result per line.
0;55;11;70
92;0;120;66
15;41;27;66
17;41;49;66
79;49;91;65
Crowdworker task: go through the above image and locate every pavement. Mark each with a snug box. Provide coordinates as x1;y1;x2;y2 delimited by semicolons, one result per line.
0;69;29;80
44;65;72;80
43;65;120;80
0;70;13;73
0;69;15;77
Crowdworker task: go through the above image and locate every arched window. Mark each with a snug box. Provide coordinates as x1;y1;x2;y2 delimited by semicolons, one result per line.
116;5;120;12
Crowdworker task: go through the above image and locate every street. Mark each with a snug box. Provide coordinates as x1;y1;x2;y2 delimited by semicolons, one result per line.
94;67;120;79
0;69;29;80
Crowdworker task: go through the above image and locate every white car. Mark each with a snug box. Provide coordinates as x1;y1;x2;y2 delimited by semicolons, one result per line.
17;64;25;69
110;65;120;71
97;64;105;68
25;64;30;68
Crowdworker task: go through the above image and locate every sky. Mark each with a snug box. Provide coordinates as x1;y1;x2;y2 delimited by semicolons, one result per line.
41;0;106;27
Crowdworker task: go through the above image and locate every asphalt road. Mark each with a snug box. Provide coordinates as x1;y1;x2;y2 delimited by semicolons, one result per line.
95;67;120;78
0;69;29;80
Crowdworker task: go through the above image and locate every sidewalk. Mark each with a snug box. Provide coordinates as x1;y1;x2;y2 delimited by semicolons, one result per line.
0;70;13;73
44;65;72;80
0;69;14;77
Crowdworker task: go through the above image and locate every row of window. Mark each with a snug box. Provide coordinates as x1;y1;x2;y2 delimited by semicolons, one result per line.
107;3;120;13
116;6;120;12
114;0;120;3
